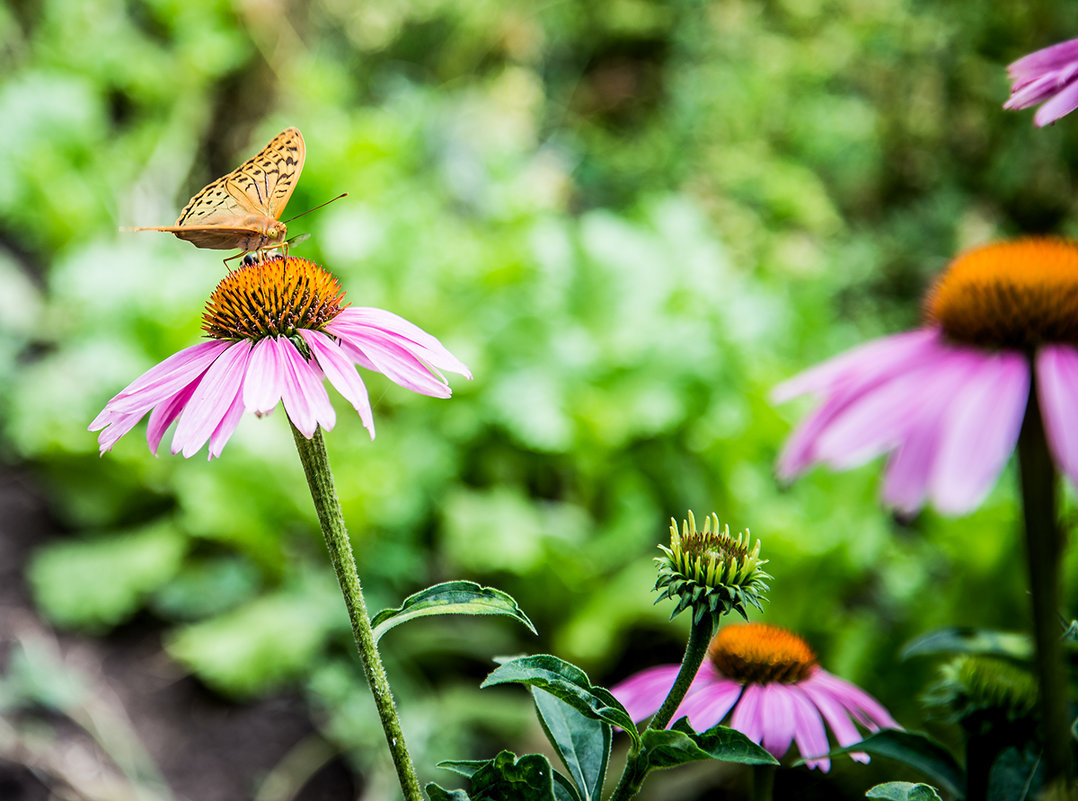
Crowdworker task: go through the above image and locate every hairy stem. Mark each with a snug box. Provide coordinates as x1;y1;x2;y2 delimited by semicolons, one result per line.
291;423;423;801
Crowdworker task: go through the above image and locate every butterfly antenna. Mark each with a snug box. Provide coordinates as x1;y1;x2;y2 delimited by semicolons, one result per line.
283;193;348;224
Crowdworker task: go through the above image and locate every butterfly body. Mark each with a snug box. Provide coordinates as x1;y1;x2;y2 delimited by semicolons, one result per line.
128;127;305;262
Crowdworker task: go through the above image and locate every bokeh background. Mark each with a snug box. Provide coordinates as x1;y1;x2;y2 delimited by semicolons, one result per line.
4;1;1078;799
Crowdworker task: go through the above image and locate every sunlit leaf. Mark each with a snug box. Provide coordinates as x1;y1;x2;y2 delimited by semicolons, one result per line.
370;580;536;643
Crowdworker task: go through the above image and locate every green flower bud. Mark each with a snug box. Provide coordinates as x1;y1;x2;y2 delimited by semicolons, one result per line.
654;511;771;625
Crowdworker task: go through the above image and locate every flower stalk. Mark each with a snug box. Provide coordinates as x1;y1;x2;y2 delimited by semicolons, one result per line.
290;421;423;801
1016;379;1075;794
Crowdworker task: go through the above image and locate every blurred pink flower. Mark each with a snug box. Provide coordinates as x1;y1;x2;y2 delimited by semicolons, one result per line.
1004;37;1078;126
612;623;898;771
773;239;1078;515
90;257;470;459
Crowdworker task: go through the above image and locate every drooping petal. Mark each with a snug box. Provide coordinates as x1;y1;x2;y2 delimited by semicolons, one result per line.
243;335;287;415
91;410;148;454
300;328;375;438
772;329;940;404
928;351;1030;514
808;669;900;730
1034;80;1078;127
678;674;743;732
208;390;247;460
97;340;232;416
172;341;253;458
146;382;198;456
787;687;832;771
1037;345;1078;486
336;334;454;397
1008;38;1078;80
328;307;472;377
729;683;766;745
757;684;797;760
278;337;335;438
610;665;681;723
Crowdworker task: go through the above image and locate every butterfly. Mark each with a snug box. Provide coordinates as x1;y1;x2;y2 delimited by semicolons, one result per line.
128;127;305;264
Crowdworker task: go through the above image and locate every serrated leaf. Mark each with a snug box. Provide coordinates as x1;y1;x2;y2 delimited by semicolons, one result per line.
830;731;963;798
866;781;944;801
482;655;638;745
901;627;1031;661
533;687;609;801
370;581;536;643
642;719;778;769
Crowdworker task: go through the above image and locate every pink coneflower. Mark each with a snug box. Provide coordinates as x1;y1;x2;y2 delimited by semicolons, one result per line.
774;238;1078;516
90;256;470;458
612;623;898;771
1004;37;1078;126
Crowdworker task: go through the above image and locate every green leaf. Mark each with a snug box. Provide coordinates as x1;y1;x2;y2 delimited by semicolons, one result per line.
426;784;473;801
988;746;1042;801
438;759;491;779
866;782;944;801
901;627;1031;661
370;581;537;643
641;718;778;769
532;687;610;801
437;753;575;801
481;655;638;745
830;731;963;798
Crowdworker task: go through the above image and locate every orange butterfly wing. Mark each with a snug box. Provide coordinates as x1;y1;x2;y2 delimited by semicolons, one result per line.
130;127;306;253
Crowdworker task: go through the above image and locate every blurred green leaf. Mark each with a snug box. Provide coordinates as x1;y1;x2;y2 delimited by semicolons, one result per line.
901;628;1032;661
28;522;187;632
370;580;537;643
829;731;964;798
435;751;561;801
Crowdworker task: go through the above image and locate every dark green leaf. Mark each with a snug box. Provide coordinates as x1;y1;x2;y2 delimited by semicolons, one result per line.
426;783;473;801
533;687;609;801
866;782;944;801
438;759;492;779
370;581;536;642
901;628;1031;661
551;770;580;801
830;731;963;798
482;655;638;745
641;719;778;769
987;746;1042;801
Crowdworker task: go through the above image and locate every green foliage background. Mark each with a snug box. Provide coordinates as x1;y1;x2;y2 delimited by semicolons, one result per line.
4;0;1078;797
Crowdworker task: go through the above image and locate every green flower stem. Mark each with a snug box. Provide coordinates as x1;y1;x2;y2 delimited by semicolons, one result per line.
751;764;775;801
290;423;423;801
608;614;718;801
648;614;717;731
1016;380;1075;794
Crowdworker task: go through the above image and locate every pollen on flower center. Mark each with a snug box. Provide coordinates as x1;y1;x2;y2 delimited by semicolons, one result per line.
925;238;1078;348
708;623;817;684
202;256;347;340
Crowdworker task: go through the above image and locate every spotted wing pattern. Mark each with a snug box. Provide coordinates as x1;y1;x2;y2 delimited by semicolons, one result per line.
175;127;306;226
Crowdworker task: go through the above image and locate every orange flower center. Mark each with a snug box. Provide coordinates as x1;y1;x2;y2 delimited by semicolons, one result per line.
707;623;817;684
202;256;347;340
925;238;1078;348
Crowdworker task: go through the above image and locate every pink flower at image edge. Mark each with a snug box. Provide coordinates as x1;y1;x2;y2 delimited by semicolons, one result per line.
1004;37;1078;126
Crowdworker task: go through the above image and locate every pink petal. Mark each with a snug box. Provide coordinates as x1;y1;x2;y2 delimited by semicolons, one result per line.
99;340;232;415
1039;345;1078;485
328;307;472;378
208;390;247;460
928;351;1029;514
91;410;146;454
146;382;198;455
730;683;766;744
300;329;375;439
681;677;741;733
278;338;335;438
337;335;453;397
808;669;900;730
787;687;831;771
610;665;681;723
772;329;939;404
1034;80;1078;126
1008;38;1078;80
171;341;252;458
243;336;287;414
757;684;796;759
